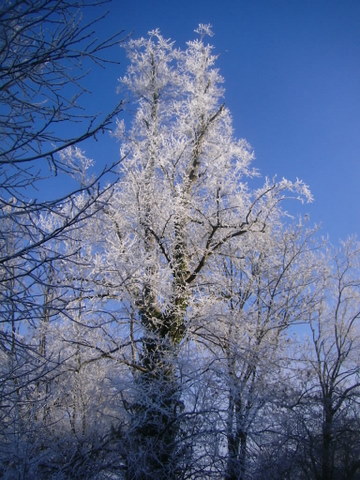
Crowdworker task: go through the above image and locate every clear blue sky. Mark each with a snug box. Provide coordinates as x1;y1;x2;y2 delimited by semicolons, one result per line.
75;0;360;242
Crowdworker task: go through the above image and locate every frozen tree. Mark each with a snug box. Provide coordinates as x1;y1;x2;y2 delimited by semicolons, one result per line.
79;26;312;479
0;2;124;476
0;197;130;478
256;239;360;480
191;222;320;480
289;239;360;480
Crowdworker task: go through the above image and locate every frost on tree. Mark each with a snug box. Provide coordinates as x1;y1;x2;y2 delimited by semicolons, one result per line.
9;10;360;480
89;25;312;479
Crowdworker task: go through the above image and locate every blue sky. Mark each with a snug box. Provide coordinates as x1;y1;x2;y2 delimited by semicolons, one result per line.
73;0;360;243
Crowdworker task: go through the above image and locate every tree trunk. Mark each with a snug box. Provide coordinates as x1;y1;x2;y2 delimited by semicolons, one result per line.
125;314;184;480
321;398;334;480
225;430;247;480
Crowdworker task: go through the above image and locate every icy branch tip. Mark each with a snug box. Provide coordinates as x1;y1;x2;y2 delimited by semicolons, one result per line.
195;24;214;38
